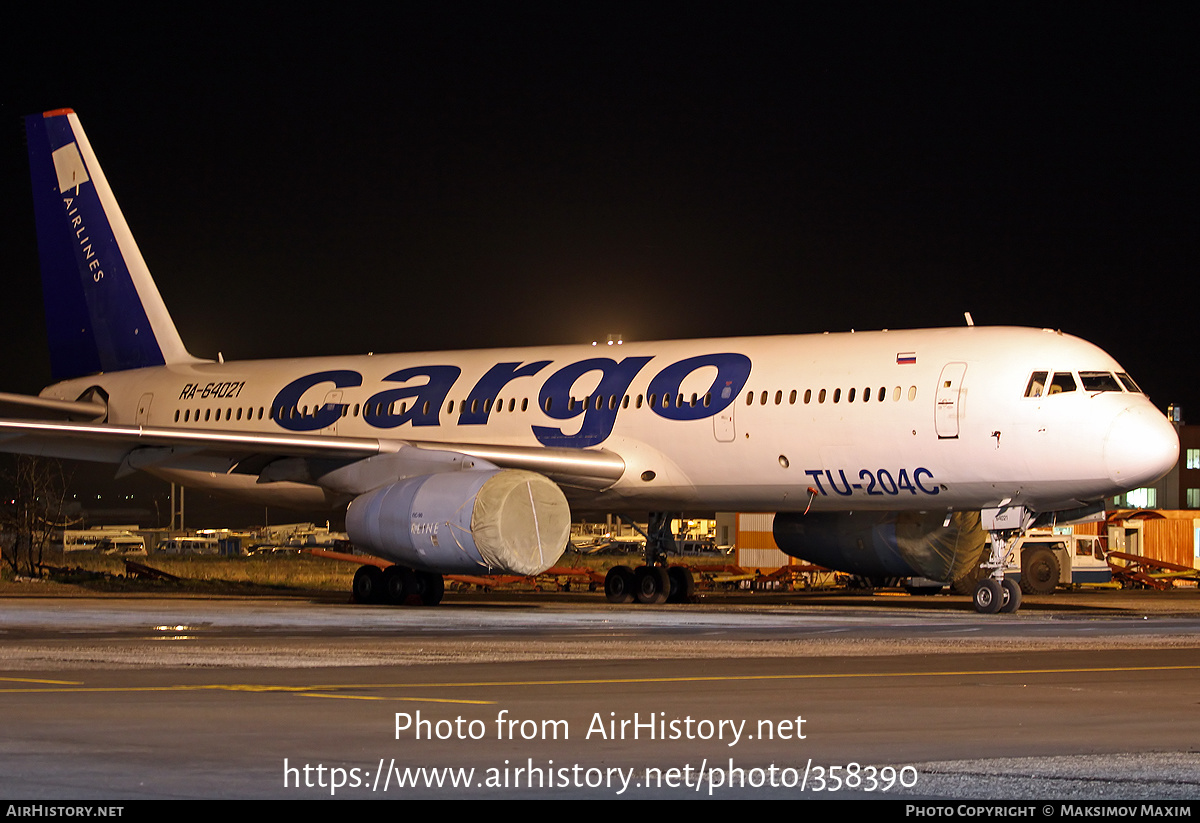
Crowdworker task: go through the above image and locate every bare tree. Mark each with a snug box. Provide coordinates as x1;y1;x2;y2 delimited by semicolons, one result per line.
0;456;72;578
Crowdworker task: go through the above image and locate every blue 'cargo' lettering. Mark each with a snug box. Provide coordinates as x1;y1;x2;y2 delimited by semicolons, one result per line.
269;353;756;444
458;361;550;426
272;370;362;430
645;353;751;420
532;357;653;448
364;366;461;428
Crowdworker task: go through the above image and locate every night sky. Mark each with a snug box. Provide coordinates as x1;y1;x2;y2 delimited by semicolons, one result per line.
2;6;1196;525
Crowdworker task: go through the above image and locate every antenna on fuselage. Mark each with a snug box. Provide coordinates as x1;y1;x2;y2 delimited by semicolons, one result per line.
964;312;975;327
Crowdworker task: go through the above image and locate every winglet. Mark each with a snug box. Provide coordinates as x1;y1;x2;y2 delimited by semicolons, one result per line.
25;109;206;380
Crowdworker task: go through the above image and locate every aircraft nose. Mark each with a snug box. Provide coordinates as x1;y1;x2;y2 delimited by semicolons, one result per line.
1103;404;1179;489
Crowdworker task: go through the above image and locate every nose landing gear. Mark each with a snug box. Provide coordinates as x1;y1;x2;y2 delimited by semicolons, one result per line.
974;504;1034;614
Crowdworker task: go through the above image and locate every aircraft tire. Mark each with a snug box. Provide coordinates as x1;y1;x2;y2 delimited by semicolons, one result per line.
666;566;695;603
634;565;670;605
352;565;385;604
973;579;1004;614
999;578;1022;613
416;571;445;606
383;566;418;605
1020;548;1060;595
605;565;636;604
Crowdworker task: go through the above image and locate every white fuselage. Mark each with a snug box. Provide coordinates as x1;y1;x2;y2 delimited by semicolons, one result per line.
39;325;1179;515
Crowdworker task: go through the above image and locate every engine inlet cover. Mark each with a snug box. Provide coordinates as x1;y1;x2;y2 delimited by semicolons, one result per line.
772;510;985;581
346;469;570;575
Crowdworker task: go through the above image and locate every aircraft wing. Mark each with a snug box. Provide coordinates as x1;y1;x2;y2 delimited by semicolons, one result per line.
0;418;625;493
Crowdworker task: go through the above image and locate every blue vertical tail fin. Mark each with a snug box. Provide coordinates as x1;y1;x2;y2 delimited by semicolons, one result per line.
25;109;205;381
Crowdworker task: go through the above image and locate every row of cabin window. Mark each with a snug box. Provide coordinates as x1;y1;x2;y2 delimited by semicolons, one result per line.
175;407;267;423
747;386;919;405
175;392;713;423
172;385;920;425
174;386;921;424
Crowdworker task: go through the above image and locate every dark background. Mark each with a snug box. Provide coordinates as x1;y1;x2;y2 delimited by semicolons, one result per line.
2;4;1195;526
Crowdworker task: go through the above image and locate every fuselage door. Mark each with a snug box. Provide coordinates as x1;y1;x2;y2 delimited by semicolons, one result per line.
935;362;967;439
713;382;736;442
322;390;343;435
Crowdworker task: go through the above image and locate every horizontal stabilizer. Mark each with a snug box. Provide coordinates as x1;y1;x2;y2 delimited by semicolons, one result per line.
0;392;107;421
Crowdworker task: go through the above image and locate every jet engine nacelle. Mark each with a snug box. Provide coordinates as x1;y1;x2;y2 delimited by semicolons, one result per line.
772;510;986;582
346;469;570;575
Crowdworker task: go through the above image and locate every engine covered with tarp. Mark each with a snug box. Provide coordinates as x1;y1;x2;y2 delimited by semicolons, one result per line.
346;469;570;575
772;510;986;582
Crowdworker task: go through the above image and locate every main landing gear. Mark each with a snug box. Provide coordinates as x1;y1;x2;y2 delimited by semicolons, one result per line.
353;564;444;606
972;504;1032;614
604;512;696;605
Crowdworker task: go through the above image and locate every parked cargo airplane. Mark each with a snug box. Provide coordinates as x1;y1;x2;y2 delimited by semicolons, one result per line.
3;109;1179;612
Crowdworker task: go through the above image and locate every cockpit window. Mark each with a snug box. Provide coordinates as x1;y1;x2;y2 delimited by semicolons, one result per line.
1025;371;1048;397
1117;372;1142;393
1080;371;1123;392
1048;372;1076;394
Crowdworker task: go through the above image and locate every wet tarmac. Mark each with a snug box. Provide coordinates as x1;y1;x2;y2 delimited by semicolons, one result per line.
1;588;1198;799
